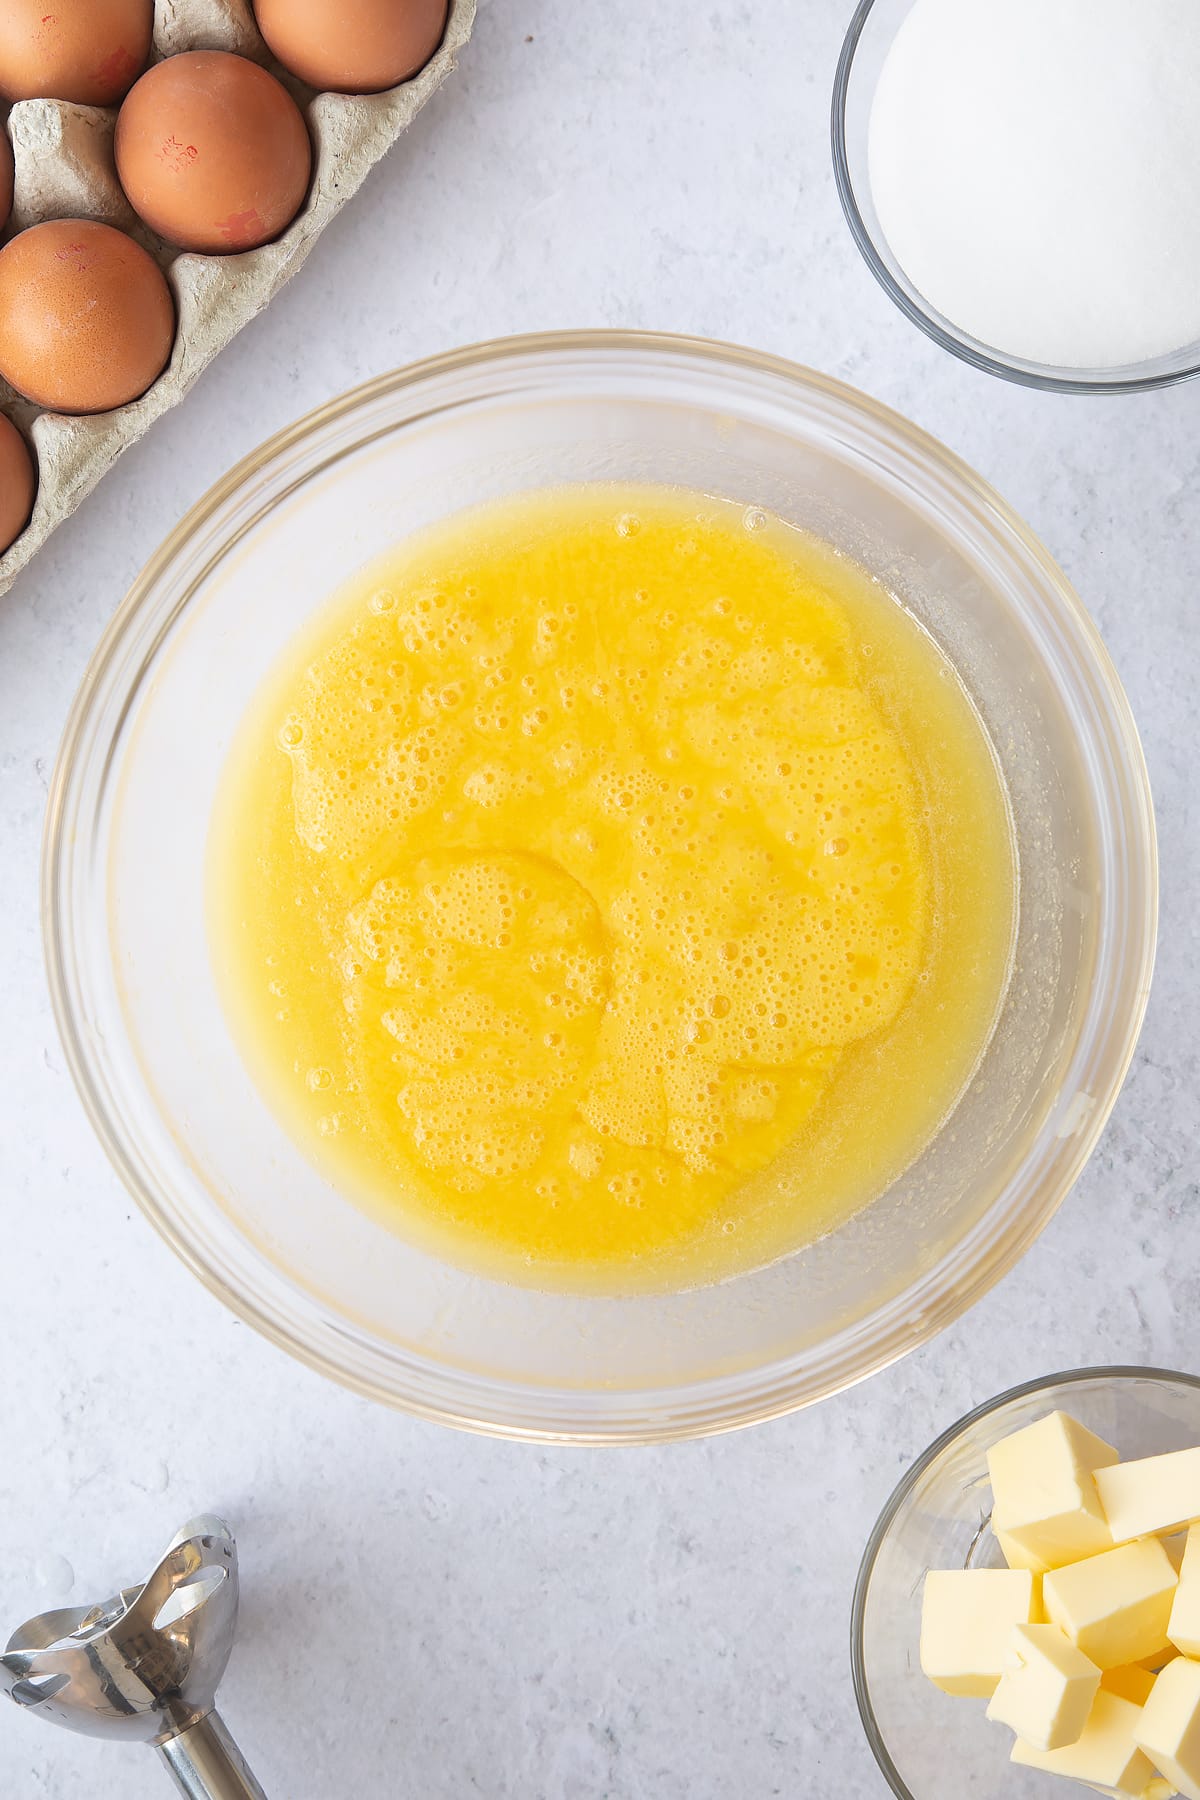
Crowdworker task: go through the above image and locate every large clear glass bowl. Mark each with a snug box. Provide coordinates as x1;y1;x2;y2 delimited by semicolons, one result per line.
832;0;1200;393
43;331;1157;1441
853;1368;1200;1797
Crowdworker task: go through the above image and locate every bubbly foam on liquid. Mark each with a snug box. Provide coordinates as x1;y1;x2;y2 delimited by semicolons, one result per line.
211;486;1015;1291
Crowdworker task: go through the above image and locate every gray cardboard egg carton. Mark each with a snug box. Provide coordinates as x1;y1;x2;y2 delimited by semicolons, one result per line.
0;0;475;598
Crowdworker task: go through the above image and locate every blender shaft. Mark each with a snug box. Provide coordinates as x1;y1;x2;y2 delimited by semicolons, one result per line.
157;1711;268;1800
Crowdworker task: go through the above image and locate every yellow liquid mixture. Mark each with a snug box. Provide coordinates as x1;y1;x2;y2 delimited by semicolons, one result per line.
210;486;1015;1291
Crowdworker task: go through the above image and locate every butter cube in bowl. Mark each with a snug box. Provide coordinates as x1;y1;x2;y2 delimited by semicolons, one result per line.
853;1368;1200;1799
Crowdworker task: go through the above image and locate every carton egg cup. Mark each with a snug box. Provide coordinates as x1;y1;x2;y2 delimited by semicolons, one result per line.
0;0;476;597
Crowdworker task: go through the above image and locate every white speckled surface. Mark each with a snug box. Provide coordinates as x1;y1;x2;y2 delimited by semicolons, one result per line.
1;4;1196;1794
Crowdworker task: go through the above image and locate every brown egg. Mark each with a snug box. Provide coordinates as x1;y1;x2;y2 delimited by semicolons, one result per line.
0;124;12;234
253;0;449;94
0;412;35;554
0;219;174;414
115;52;312;254
0;0;153;107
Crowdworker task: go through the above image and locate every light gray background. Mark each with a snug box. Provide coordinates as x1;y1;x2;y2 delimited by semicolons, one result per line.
2;3;1196;1794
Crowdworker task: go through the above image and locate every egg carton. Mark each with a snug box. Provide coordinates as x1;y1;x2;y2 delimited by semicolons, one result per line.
0;0;475;598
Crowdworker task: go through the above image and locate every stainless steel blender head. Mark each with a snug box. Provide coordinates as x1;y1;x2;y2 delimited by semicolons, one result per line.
1;1515;267;1798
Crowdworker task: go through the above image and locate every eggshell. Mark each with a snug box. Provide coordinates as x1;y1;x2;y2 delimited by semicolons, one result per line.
0;0;153;107
0;219;174;414
0;413;35;553
115;51;312;254
253;0;449;94
0;123;12;233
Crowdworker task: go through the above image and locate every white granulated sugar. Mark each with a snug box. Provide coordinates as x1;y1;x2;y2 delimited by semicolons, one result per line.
868;0;1200;370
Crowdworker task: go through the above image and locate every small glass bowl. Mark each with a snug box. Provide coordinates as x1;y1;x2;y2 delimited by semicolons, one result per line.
832;0;1200;394
853;1368;1200;1797
44;333;1156;1441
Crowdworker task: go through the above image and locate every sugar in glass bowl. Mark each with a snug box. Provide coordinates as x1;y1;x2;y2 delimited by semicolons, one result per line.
854;1368;1200;1797
44;332;1156;1441
832;0;1200;394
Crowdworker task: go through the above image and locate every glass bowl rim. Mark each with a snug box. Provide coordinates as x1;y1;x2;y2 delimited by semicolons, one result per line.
41;328;1159;1441
851;1364;1200;1797
831;0;1200;396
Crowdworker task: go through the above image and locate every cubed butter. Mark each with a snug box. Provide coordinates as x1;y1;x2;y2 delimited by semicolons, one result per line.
1164;1535;1190;1574
1170;1528;1200;1658
1085;1782;1179;1800
988;1411;1119;1568
1097;1450;1200;1544
1104;1666;1159;1706
1044;1538;1177;1670
996;1527;1051;1574
1013;1690;1158;1795
920;1568;1037;1697
1135;1656;1200;1800
987;1622;1101;1749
